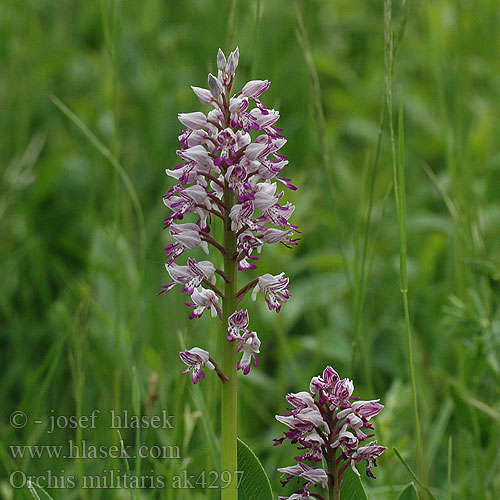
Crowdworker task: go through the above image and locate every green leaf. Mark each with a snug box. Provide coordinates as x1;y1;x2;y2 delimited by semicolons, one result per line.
398;483;419;500
341;466;368;500
237;438;273;500
394;448;437;500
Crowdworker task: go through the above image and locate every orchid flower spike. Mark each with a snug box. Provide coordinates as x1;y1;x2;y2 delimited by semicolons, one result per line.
160;48;299;383
275;366;386;498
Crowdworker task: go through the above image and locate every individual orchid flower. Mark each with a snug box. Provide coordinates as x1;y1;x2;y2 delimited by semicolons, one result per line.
179;347;214;384
227;309;249;340
158;258;216;296
275;366;386;499
165;222;209;264
275;406;329;436
332;429;359;455
350;441;387;479
185;288;222;320
286;391;316;414
327;377;354;409
337;399;384;421
236;330;261;375
296;430;325;462
251;272;291;312
278;463;328;489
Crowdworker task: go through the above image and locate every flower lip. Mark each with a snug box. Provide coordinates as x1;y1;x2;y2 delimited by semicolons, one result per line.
236;331;260;375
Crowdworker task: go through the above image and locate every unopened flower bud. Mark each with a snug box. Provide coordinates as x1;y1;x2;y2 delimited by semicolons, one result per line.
208;73;224;98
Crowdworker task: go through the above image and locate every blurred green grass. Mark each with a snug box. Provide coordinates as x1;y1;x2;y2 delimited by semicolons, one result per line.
1;0;499;499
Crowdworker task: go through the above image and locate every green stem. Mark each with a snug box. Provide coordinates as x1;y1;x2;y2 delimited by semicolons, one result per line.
221;183;238;500
330;456;340;500
327;421;340;500
384;0;424;480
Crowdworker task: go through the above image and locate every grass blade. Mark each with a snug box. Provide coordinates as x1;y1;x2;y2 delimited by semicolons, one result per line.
50;95;146;253
384;0;423;479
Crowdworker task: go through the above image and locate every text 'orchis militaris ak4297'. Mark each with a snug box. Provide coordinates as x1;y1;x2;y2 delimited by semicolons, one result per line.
159;47;299;383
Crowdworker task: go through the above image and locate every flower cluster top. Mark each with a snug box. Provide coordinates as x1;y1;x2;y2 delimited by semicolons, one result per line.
160;48;299;382
275;366;386;499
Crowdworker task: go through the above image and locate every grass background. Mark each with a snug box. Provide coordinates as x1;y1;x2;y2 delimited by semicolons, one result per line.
1;0;500;498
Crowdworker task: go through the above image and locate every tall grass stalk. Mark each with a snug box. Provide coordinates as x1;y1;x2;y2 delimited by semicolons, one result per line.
98;3;124;466
384;0;423;479
116;430;136;500
350;100;386;389
447;436;452;500
132;367;141;500
70;299;89;500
